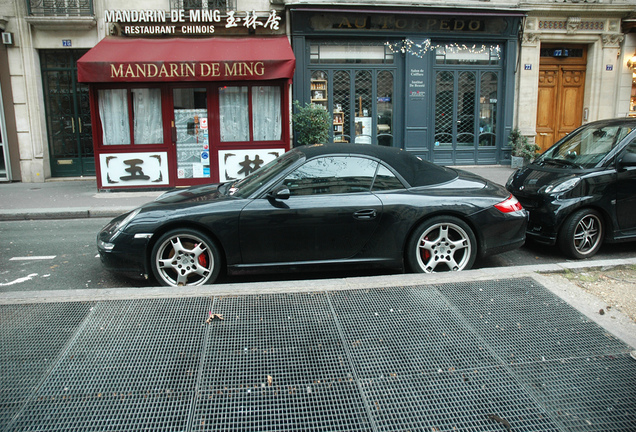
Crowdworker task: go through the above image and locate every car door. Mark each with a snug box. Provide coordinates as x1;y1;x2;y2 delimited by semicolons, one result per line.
238;155;383;264
616;138;636;232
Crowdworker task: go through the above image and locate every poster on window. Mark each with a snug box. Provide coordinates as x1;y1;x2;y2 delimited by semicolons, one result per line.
355;117;372;144
100;152;169;187
219;149;284;182
175;108;209;179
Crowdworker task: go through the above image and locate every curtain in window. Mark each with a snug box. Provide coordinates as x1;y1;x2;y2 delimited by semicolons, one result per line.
252;86;281;141
133;88;163;144
219;86;249;142
98;89;130;145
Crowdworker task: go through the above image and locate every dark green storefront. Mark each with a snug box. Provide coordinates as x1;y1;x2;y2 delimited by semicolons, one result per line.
290;7;523;165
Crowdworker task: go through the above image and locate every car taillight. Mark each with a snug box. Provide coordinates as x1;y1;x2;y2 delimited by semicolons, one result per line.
494;194;523;213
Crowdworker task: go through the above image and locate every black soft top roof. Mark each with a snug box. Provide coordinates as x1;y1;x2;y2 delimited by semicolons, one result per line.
294;143;457;187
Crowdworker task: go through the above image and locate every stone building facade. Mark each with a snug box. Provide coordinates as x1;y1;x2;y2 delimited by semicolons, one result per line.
0;0;634;183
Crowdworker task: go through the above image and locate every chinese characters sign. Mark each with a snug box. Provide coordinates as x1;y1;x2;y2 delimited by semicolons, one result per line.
104;9;282;36
100;152;169;187
219;149;284;182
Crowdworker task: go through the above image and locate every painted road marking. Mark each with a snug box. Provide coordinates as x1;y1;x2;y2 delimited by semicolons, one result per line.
10;256;57;261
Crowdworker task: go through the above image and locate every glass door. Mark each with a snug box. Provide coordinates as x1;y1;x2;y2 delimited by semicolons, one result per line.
41;50;93;177
172;87;210;184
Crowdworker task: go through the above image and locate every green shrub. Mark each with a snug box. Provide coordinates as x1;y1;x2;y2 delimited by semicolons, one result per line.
292;101;331;146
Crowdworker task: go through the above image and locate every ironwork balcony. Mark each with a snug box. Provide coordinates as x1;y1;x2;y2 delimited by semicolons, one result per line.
170;0;235;14
27;0;94;17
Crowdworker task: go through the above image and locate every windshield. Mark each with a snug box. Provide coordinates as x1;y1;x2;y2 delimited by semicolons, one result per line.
536;124;634;169
227;150;302;198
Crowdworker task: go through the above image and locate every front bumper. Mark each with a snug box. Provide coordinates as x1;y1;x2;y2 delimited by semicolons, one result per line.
97;231;150;279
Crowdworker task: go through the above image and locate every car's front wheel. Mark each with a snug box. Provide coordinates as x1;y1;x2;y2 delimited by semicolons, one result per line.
558;209;604;259
151;229;221;287
407;216;477;273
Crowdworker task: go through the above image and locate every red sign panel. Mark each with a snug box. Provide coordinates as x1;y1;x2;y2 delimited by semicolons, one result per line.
77;36;296;82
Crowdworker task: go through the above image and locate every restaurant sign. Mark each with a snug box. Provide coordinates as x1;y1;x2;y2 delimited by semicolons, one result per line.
105;9;282;36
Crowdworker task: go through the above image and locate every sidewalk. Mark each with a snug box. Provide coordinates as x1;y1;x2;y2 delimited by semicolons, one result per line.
0;165;515;221
0;178;162;220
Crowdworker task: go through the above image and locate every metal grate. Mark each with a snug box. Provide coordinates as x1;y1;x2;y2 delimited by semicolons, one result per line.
0;302;96;430
2;278;635;431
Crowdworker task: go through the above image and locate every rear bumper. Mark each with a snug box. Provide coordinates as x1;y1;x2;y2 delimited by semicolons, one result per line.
474;208;528;258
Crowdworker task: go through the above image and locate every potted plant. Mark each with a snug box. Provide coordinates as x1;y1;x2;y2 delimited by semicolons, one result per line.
509;127;540;168
292;101;331;146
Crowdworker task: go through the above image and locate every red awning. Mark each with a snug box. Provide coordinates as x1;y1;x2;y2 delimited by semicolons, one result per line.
77;36;296;83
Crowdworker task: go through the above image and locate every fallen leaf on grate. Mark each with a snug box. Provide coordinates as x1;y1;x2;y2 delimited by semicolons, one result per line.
206;312;224;323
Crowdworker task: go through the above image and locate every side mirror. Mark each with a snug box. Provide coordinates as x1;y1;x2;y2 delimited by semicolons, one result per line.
618;152;636;169
267;187;290;200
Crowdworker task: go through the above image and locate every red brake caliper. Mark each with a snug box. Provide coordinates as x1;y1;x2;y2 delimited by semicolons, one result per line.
422;236;431;261
196;244;208;267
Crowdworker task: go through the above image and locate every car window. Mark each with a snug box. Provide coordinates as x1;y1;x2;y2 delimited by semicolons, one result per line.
282;156;378;196
538;124;634;168
372;164;405;191
229;150;301;198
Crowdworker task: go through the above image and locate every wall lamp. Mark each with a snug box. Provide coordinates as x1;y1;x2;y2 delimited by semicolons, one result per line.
628;50;636;71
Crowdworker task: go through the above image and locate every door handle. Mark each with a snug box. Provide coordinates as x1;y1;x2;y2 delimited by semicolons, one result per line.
78;118;82;133
71;118;75;133
353;209;377;220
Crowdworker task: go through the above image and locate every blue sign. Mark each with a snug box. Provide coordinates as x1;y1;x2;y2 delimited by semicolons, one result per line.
606;65;613;71
62;40;72;47
524;64;532;70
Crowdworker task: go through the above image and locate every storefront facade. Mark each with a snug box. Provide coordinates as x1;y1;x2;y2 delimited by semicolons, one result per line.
515;3;636;153
290;7;523;165
78;35;295;190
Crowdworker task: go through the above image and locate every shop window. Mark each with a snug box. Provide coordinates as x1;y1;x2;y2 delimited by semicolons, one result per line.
457;71;476;147
252;86;282;141
133;88;163;144
310;71;328;109
219;86;249;142
98;89;130;145
435;71;454;146
310;42;394;64
333;71;351;143
479;72;498;147
377;71;393;147
355;71;372;144
435;44;500;65
98;88;163;146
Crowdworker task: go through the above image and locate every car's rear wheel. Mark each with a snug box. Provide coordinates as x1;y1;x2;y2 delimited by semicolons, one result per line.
407;216;477;273
151;229;221;287
558;209;604;259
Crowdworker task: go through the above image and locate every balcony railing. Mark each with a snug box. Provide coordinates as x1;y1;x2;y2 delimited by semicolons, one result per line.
27;0;93;17
170;0;235;14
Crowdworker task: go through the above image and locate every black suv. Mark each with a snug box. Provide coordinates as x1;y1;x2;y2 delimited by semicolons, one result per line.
506;118;636;259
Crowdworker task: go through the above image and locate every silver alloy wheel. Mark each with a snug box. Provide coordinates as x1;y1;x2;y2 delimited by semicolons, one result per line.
154;233;214;286
415;222;472;272
572;213;602;256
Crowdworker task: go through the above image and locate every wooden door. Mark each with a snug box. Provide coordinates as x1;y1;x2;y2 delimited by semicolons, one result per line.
536;45;587;153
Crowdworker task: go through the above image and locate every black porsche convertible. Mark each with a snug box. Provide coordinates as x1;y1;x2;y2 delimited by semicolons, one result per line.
97;144;527;287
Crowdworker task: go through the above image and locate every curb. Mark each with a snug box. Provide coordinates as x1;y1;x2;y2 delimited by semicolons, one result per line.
0;207;135;221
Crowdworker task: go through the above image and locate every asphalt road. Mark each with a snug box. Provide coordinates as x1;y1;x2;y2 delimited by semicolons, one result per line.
1;218;635;292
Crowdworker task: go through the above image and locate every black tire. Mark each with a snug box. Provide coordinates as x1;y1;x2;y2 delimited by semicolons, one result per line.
406;216;477;273
150;229;221;287
558;209;604;259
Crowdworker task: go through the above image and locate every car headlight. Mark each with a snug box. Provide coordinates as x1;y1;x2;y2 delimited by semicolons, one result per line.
543;177;581;194
106;208;141;241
